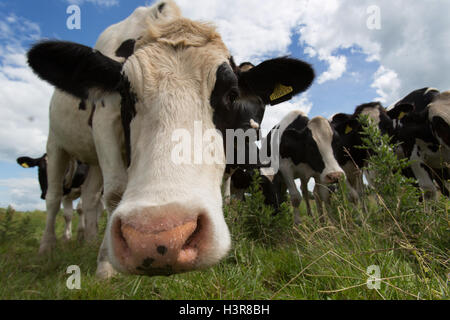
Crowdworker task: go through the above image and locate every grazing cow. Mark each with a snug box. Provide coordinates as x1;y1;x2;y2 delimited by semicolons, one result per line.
330;102;400;200
262;110;345;223
390;90;450;198
16;154;89;240
225;168;287;211
27;1;315;278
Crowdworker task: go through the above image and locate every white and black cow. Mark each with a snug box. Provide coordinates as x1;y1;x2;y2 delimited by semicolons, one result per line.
27;1;314;278
17;154;89;240
389;90;449;198
224;167;287;212
388;87;440;118
261;110;345;223
330;102;402;200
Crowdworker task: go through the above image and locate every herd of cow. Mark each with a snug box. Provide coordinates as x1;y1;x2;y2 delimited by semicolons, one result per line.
225;87;449;224
12;1;449;279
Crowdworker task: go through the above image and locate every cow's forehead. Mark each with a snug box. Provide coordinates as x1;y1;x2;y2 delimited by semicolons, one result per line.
123;18;231;97
429;91;450;122
308;116;333;138
135;18;228;56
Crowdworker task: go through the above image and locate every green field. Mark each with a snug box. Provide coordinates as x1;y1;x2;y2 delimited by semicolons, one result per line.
0;190;448;300
0;121;448;300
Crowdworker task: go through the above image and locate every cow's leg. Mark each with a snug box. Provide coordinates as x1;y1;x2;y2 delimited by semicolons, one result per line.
81;165;103;242
222;175;231;204
300;178;312;216
61;196;73;241
96;196;105;225
342;162;361;203
96;214;116;279
280;168;302;224
76;200;85;241
40;142;70;254
92;103;127;213
92;105;124;279
313;179;334;224
410;146;437;200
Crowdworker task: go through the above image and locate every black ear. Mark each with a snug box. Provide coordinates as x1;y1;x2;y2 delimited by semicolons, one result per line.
331;113;356;135
17;156;40;168
331;113;352;125
239;57;314;106
27;41;124;100
387;103;414;120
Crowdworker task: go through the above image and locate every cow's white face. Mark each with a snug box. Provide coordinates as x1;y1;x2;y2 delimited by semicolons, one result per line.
307;117;345;184
27;3;314;276
428;91;450;152
107;20;231;274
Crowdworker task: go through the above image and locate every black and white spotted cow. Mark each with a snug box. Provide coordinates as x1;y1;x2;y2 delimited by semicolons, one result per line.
388;87;440;120
16;154;92;240
224;167;287;212
27;1;314;278
330;102;401;200
261;110;346;223
389;90;449;198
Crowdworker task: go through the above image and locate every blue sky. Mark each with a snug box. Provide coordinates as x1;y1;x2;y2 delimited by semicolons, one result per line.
0;0;449;210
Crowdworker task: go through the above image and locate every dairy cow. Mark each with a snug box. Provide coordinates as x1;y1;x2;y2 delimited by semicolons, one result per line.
261;110;345;223
27;1;314;278
330;102;402;200
390;90;449;198
16;154;91;240
225;168;287;212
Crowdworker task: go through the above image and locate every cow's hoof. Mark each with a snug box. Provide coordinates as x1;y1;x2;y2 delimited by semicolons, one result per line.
294;216;302;225
38;239;56;255
84;228;98;243
96;261;117;280
77;230;85;242
62;234;72;242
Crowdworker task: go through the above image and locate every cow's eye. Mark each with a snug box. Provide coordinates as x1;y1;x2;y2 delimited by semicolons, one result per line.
227;88;239;105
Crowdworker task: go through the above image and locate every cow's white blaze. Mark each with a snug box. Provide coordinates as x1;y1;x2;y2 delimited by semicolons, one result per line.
308;116;345;184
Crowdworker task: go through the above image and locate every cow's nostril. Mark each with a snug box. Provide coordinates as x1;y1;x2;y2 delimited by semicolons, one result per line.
157;245;167;255
326;172;344;183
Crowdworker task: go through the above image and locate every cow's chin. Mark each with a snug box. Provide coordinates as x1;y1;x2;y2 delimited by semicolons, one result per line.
106;200;231;276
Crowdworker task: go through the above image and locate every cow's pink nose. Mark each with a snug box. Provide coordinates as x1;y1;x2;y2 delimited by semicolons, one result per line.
111;206;207;275
325;172;344;184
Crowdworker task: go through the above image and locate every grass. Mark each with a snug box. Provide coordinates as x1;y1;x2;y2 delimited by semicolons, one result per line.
0;118;448;300
0;191;448;300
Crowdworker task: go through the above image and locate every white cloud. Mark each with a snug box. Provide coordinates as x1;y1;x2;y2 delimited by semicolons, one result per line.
66;0;119;7
177;0;449;104
371;66;401;104
260;93;313;136
0;15;53;162
296;0;450;103
0;178;45;211
317;54;347;84
176;0;307;63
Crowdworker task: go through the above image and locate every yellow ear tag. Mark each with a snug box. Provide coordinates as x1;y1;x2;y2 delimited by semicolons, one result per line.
398;111;406;120
270;83;293;101
345;125;353;134
21;163;29;168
